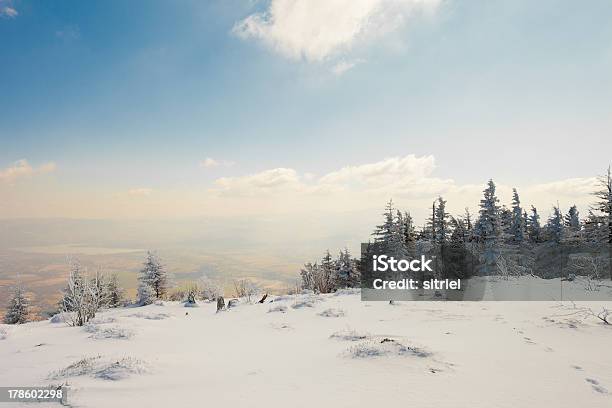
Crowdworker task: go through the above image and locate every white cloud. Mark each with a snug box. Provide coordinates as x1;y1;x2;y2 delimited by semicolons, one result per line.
0;160;56;184
331;59;360;75
214;168;301;196
200;157;235;168
526;177;600;197
0;6;17;18
211;154;454;199
233;0;439;63
128;188;153;196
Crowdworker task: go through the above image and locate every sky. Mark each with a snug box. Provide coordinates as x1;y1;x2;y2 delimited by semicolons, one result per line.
1;0;612;231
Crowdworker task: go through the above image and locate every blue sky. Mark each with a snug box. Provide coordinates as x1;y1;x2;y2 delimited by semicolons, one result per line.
1;0;611;222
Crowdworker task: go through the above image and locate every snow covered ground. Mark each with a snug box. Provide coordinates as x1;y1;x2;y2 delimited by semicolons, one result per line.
2;289;612;408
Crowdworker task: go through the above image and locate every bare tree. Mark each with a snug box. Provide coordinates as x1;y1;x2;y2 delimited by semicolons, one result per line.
593;166;612;280
233;279;260;302
567;255;610;291
199;276;222;301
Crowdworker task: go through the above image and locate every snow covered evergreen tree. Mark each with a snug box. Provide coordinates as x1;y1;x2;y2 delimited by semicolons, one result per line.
500;205;513;243
4;284;30;324
510;188;524;243
139;251;168;299
546;205;563;243
474;180;501;274
445;217;470;278
106;273;125;308
564;205;581;231
527;206;542;243
464;208;473;234
137;280;154;306
401;211;417;255
335;248;358;288
433;196;449;246
372;199;407;258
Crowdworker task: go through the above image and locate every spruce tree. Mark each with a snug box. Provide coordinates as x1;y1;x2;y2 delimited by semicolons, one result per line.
510;188;524;243
372;199;407;258
564;205;580;231
547;205;563;244
527;206;542;243
106;273;125;308
433;196;449;246
335;248;358;288
474;180;501;274
137;280;154;305
4;284;30;324
402;211;417;253
139;251;168;299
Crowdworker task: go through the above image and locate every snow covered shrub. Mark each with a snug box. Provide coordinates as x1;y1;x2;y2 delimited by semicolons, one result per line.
84;324;134;340
168;289;186;301
88;316;117;325
49;356;103;379
291;296;320;309
199;277;222;301
329;329;369;342
333;288;360;296
137;281;154;306
49;355;148;381
347;339;431;359
0;327;8;340
50;312;74;324
184;283;199;307
233;279;261;302
94;357;149;381
268;304;288;313
318;308;345;317
127;312;171;320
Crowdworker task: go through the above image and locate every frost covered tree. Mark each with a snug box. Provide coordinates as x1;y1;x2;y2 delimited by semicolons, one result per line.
233;278;261;302
433;196;450;246
4;284;30;324
60;261;97;326
300;251;336;294
564;205;581;231
139;251;168;299
335;248;358;288
500;205;513;243
474;180;501;274
91;268;111;310
546;205;563;244
199;276;222;300
137;280;154;306
527;206;542;243
400;211;417;256
592;166;612;279
510;188;524;243
464;208;473;235
106;273;124;308
373;200;407;258
445;217;471;279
